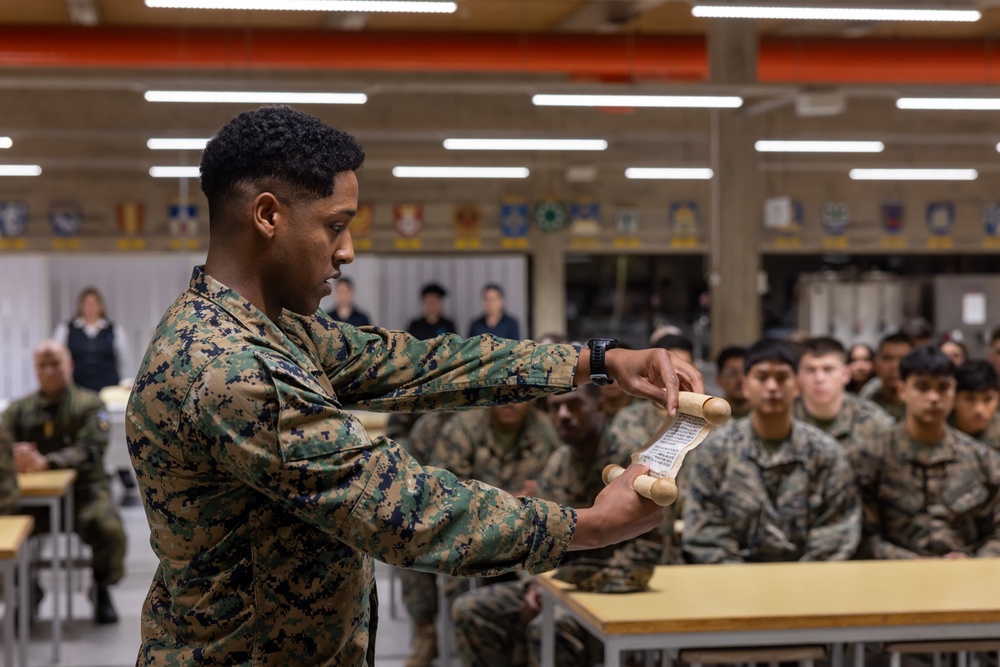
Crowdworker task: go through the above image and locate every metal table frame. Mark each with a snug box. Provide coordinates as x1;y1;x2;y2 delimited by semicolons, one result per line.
1;527;31;667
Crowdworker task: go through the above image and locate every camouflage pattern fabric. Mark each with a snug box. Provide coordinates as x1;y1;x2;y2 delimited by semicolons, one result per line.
607;400;682;564
950;411;1000;454
0;423;18;515
868;388;906;422
127;267;581;667
399;411;457;626
429;407;557;493
852;423;1000;559
682;417;861;564
453;429;661;667
3;385;126;585
793;393;894;455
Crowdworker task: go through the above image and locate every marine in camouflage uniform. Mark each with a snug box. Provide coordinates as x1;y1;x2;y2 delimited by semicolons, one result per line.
607;400;682;564
0;423;18;515
792;393;893;455
3;383;127;597
127;267;584;667
453;387;661;667
963;411;1000;452
868;388;906;422
683;416;861;563
853;422;1000;558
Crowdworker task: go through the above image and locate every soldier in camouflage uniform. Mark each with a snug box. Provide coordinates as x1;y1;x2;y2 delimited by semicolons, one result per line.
0;423;18;515
126;106;700;667
861;332;912;422
854;346;1000;559
950;360;1000;452
3;340;126;623
793;337;893;455
453;385;662;667
684;339;861;563
716;346;750;419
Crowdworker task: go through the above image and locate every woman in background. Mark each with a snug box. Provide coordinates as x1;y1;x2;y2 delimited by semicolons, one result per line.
846;343;876;395
54;287;128;392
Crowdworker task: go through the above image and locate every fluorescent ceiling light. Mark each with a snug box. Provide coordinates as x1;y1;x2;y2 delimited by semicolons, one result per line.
150;166;201;178
145;0;457;13
0;137;11;149
0;165;41;176
532;94;742;109
443;138;608;151
755;140;885;153
849;168;978;181
625;168;714;180
144;91;367;104
691;6;980;22
392;166;530;179
897;98;1000;110
147;138;210;150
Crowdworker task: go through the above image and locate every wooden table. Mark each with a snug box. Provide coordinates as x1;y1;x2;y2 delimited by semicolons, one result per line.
17;469;77;663
0;516;34;667
537;560;1000;667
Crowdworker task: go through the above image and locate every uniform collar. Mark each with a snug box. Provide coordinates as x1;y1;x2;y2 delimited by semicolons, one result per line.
738;417;811;467
896;421;958;465
793;394;857;439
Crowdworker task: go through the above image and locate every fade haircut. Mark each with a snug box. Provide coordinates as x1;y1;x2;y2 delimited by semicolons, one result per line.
802;336;847;363
878;331;913;353
899;345;956;381
716;345;747;373
744;339;799;374
955;360;1000;394
200;106;365;228
653;334;694;354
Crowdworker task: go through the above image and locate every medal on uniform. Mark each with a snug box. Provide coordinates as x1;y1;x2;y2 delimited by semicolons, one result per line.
603;392;731;506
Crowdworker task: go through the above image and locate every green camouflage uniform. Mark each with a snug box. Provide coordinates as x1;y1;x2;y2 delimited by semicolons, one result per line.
2;385;126;586
950;411;1000;454
607;400;682;564
793;393;893;455
853;423;1000;559
862;380;905;421
453;427;662;667
398;411;456;626
127;267;580;667
0;423;18;515
682;417;861;563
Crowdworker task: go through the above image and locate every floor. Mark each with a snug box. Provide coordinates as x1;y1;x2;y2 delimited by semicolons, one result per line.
16;493;417;667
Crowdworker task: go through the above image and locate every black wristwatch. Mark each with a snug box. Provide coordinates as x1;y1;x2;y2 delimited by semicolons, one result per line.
586;338;621;386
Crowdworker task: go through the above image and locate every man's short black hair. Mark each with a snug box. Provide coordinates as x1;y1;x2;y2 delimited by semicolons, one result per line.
482;283;504;297
991;326;1000;344
878;331;913;353
744;339;799;374
421;283;447;298
801;336;847;362
902;318;934;343
716;346;747;373
653;334;694;354
200;106;365;226
899;345;956;381
955;360;1000;393
337;277;353;289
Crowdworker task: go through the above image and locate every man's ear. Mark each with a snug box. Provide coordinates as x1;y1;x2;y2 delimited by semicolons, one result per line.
252;192;281;240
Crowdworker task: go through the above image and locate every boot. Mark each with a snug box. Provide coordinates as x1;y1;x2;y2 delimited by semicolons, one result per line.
92;585;119;624
404;623;438;667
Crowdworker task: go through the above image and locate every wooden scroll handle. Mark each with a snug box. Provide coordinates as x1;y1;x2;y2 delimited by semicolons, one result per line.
602;464;678;506
678;392;732;425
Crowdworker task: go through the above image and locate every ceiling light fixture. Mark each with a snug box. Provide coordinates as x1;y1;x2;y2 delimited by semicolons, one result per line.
443;139;608;151
147;138;210;150
755;140;885;153
897;98;1000;110
392;166;530;179
144;0;457;13
691;6;980;22
625;168;714;180
0;165;41;176
532;94;743;109
0;138;12;149
144;91;367;104
149;166;201;178
849;168;978;181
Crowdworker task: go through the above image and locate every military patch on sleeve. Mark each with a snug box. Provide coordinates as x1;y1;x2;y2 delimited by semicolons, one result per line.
97;411;110;432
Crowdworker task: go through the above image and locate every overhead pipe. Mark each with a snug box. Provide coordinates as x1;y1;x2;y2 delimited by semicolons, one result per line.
1;26;999;85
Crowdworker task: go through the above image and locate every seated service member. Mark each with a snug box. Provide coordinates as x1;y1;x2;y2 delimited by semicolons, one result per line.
860;332;913;421
950;360;1000;453
684;339;861;564
0;424;18;515
854;346;1000;559
453;385;661;667
3;340;126;623
793;336;893;455
126;106;699;666
716;345;750;419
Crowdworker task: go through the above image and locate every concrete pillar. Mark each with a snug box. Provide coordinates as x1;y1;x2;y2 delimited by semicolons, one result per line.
708;20;763;352
531;242;567;339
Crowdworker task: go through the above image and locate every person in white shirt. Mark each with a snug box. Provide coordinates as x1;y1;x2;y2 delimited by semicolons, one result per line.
53;287;128;392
